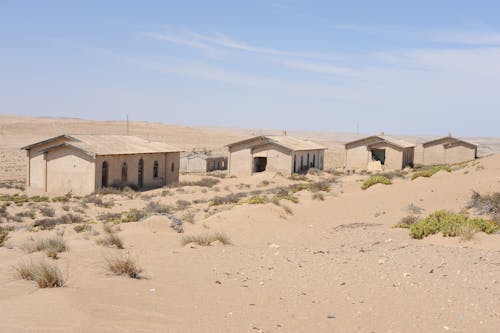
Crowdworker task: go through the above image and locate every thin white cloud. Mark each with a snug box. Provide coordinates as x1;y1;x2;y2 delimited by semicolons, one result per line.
431;31;500;46
282;59;360;77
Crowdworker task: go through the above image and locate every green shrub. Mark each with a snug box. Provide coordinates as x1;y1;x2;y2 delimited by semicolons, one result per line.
51;196;70;203
408;210;499;239
243;196;268;205
411;165;451;180
361;176;392;190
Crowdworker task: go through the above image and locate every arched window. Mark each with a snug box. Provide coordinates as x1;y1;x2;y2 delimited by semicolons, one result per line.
121;162;128;184
138;159;144;188
102;161;108;187
153;160;159;178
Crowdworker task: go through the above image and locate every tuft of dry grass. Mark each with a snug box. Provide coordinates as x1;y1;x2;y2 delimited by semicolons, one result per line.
182;232;232;246
106;254;143;279
23;236;68;258
282;205;293;215
73;224;92;233
15;260;66;288
97;233;124;249
393;215;419;228
0;230;9;247
460;223;478;241
312;192;325;201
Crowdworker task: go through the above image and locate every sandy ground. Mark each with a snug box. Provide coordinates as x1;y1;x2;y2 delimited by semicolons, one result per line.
1;115;500;332
1;143;500;332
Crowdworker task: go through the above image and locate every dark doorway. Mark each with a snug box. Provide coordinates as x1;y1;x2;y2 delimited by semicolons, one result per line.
293;155;297;173
121;162;128;184
371;149;386;165
138;159;144;188
102;161;108;187
253;157;267;173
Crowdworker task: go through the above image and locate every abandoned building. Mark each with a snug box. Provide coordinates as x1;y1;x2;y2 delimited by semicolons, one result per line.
345;135;415;171
22;134;182;195
226;135;326;176
180;152;227;173
414;136;477;165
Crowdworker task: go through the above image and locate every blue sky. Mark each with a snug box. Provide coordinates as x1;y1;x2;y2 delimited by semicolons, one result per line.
1;1;500;136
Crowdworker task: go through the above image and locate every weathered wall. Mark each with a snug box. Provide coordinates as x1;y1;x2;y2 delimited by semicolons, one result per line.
95;152;179;189
228;146;253;176
253;144;292;174
345;146;369;170
445;146;476;164
46;147;95;195
180;156;206;173
413;145;425;165
422;145;446;165
207;157;227;172
26;136;72;191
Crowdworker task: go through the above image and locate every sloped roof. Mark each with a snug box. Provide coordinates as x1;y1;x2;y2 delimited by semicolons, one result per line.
22;134;182;156
345;135;415;149
226;135;327;152
423;136;477;149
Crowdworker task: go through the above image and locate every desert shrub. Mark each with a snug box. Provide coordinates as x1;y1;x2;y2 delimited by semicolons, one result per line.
29;196;50;203
361;176;392;190
0;230;9;247
51;196;70;203
73;224;91;233
209;193;247;206
96;233;124;249
24;236;68;253
467;191;500;217
106;254;143;279
182;212;195;224
243;196;268;205
393;215;419;228
460;223;478;241
62;205;70;211
270;197;281;206
72;206;85;213
290;181;331;193
15;209;36;220
307;168;323;176
407;203;424;215
258;180;270;187
312;192;325;201
0;194;30;205
39;206;55;217
0;180;25;190
182;232;231;246
121;209;148;223
175;178;220;188
82;194;113;207
379;170;407;179
33;218;58;230
98;212;122;223
282;205;293;215
411;165;451;180
289;173;308;181
59;213;85;224
408;211;499;239
207;171;227;179
15;261;65;288
169;214;184;233
193;198;208;204
176;200;192;210
145;201;171;214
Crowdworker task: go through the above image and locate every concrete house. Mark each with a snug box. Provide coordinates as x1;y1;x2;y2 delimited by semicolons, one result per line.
180;152;227;173
345;135;415;171
226;136;326;176
415;136;477;165
22;134;182;195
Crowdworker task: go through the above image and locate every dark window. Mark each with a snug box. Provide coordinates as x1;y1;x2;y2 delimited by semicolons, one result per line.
307;153;310;168
102;161;108;187
312;154;316;167
293;155;297;173
153;160;159;178
121;162;128;183
171;162;175;172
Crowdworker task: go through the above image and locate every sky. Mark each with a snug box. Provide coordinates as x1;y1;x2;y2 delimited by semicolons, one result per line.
1;1;500;136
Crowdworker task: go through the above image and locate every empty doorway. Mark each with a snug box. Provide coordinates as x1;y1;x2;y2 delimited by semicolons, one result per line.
102;161;108;187
138;159;144;188
253;157;267;173
371;149;386;165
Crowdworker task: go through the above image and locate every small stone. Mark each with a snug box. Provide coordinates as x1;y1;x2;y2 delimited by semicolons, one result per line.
327;314;336;319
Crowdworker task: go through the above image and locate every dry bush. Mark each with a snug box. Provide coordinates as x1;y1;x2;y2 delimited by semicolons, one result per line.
51;195;70;203
106;254;143;279
467;191;500;217
97;233;124;249
460;223;478;241
174;178;220;188
182;212;195;224
39;206;55;217
98;212;122;223
73;224;91;233
207;171;227;179
393;215;419;228
407;203;424;215
176;200;192;210
15;260;65;288
182;232;231;246
312;192;325;201
282;205;293;215
0;230;9;247
23;236;69;258
169;215;184;233
209;192;247;206
121;209;148;222
62;205;70;211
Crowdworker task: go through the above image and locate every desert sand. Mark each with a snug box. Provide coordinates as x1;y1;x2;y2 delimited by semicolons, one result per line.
1;116;500;332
